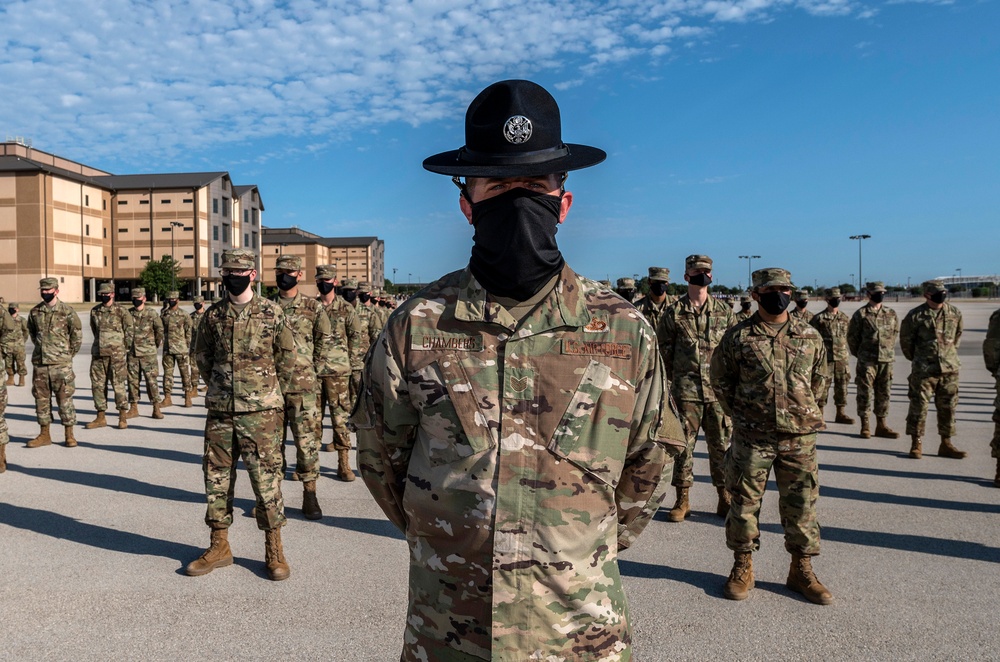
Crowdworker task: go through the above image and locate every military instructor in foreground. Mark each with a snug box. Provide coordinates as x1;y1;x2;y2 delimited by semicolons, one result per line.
352;79;685;661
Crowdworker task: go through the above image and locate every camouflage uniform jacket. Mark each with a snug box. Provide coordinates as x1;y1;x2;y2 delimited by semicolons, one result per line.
809;308;850;363
633;294;677;329
351;300;374;366
17;316;29;342
128;307;164;357
900;302;963;376
28;300;82;366
733;309;753;325
367;303;387;338
193;294;295;413
189;310;206;353
90;303;134;357
711;313;827;437
789;307;814;324
161;306;193;355
274;292;334;393
319;297;361;378
0;307;17;363
656;294;734;402
984;308;1000;378
847;304;898;363
352;264;685;661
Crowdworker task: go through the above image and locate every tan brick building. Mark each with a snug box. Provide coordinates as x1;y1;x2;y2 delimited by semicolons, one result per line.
261;227;384;297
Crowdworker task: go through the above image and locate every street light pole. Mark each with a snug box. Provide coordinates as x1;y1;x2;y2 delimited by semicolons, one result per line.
170;221;184;292
849;234;871;293
738;255;761;288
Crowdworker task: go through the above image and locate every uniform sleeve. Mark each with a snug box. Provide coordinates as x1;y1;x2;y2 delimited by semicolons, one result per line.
899;310;915;362
710;329;738;418
0;309;16;360
68;310;83;356
954;307;963;349
811;336;828;402
846;311;860;357
21;319;29;342
184;312;193;348
194;314;213;378
272;312;297;395
122;308;135;350
90;310;98;337
27;311;38;344
312;308;335;375
153;314;164;347
345;307;364;372
984;311;1000;375
655;309;676;383
351;326;416;534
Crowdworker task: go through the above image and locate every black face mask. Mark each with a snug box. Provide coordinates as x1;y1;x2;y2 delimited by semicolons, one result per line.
342;290;358;303
688;273;712;287
869;292;884;304
7;307;15;315
758;291;791;316
98;295;112;304
828;298;841;308
740;302;752;312
167;300;178;307
276;273;298;291
194;303;203;311
795;300;808;309
618;289;635;301
930;291;947;304
316;281;335;295
222;274;251;296
649;282;668;296
469;188;564;301
359;293;371;303
132;298;144;308
41;292;56;304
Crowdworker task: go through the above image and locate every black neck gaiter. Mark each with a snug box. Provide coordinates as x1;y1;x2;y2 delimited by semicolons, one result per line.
469;189;565;301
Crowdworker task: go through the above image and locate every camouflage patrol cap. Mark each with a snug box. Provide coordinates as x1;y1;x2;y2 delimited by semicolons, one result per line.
166;290;180;300
648;267;670;282
192;296;205;303
922;280;947;294
131;287;146;298
342;278;359;289
685;254;713;272
825;287;842;298
97;282;114;295
358;281;372;292
275;255;302;271
794;289;810;301
315;264;337;280
740;294;751;303
598;280;612;288
616;277;636;289
866;281;886;293
751;267;794;290
220;248;256;270
39;277;59;289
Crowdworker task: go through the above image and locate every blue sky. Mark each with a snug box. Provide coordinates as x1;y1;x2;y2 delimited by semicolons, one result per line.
2;0;996;289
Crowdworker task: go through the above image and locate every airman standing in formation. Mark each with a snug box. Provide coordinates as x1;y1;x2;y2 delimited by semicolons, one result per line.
273;254;332;518
733;293;754;324
985;306;1000;486
809;288;855;424
789;289;813;323
186;248;295;581
26;278;82;448
189;296;207;392
0;303;18;470
126;287;164;420
339;278;368;402
315;265;361;481
900;280;965;459
712;267;832;605
4;302;28;387
615;276;637;303
657;254;735;520
86;282;133;431
161;290;194;408
635;266;677;328
847;281;900;439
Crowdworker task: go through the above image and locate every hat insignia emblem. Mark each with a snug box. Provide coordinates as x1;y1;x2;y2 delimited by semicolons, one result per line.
503;116;532;144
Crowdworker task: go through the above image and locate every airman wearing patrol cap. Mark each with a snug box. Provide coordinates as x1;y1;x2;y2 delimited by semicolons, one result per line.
0;295;19;469
161;289;194;408
189;296;207;392
3;301;28;388
734;293;754;324
339;278;369;401
26;278;83;448
790;289;813;323
86;281;133;430
711;266;832;606
125;286;165;420
809;287;854;425
634;266;677;328
847;280;900;439
615;277;637;302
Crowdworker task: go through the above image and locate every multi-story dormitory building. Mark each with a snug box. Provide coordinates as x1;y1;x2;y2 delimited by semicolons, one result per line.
260;226;385;298
0;139;263;302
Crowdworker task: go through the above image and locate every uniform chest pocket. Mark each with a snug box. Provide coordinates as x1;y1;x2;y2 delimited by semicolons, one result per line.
548;360;634;489
740;339;773;381
787;341;815;376
410;358;497;467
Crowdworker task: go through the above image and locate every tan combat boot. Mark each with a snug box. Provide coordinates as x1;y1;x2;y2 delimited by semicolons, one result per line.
337;449;355;482
160;393;173;408
26;424;52;448
264;528;290;581
874;417;900;439
0;443;6;473
859;416;871;439
909;436;922;459
64;426;77;448
321;443;336;453
151;402;164;419
117;412;128;430
184;390;193;408
716;486;731;518
938;437;966;459
125;403;139;419
786;554;833;605
16;374;24;387
185;529;234;576
835;406;855;425
723;551;754;601
302;481;322;520
84;412;107;429
668;486;690;522
5;373;13;386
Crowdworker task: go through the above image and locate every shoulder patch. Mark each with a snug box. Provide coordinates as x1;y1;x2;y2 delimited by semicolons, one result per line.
584;317;609;333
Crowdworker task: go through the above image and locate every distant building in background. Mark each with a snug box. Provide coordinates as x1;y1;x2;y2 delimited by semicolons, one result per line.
261;227;384;297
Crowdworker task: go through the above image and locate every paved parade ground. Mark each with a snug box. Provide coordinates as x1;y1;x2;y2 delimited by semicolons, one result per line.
1;299;998;661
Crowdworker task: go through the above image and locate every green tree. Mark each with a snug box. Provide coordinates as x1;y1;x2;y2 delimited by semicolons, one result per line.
139;255;181;301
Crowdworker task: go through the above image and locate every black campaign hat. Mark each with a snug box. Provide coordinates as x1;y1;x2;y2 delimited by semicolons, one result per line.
423;79;606;178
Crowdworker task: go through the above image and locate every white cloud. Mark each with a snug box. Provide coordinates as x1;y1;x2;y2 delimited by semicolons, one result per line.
0;0;895;163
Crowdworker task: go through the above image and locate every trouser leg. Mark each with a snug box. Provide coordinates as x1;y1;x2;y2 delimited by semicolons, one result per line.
773;433;821;556
725;432;774;554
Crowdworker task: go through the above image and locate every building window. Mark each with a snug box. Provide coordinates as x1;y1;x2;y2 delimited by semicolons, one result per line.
103;228;107;238
184;227;193;232
213;253;219;268
119;256;128;261
244;233;249;246
162;227;171;232
85;224;90;236
141;255;150;260
213;226;219;241
243;210;248;223
140;227;150;233
252;209;259;225
222;198;229;217
103;199;107;210
184;254;194;259
104;256;108;266
140;199;149;205
222;224;230;243
118;228;128;233
85;194;89;206
161;199;171;204
252;232;258;249
86;254;90;265
118;200;127;206
183;198;193;204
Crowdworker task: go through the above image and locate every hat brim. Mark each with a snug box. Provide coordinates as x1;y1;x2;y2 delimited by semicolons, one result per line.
754;280;795;290
220;261;254;270
422;143;606;178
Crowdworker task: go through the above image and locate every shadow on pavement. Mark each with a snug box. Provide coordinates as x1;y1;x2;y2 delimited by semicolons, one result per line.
77;441;202;464
819;462;982;484
819;485;1000;514
10;465;204;503
324;515;405;541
